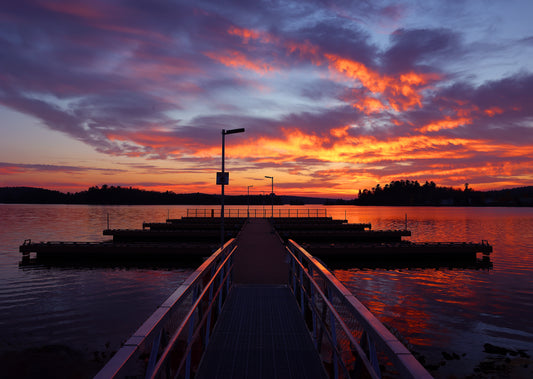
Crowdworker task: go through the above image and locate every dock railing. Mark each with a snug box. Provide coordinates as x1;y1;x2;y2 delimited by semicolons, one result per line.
94;239;237;379
287;239;433;379
185;207;328;218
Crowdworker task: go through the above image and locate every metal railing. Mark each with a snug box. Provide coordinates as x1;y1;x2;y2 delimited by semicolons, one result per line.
94;239;237;379
185;208;328;218
287;239;433;379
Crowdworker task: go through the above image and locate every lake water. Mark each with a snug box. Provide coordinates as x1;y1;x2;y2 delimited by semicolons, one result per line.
0;204;532;378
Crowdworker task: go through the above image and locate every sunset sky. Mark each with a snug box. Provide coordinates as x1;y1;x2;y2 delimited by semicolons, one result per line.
1;1;532;198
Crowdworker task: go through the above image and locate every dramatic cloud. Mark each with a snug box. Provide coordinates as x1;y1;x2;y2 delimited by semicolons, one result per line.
1;0;532;196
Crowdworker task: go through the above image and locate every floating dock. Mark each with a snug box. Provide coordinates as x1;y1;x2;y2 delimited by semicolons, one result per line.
19;240;217;259
19;210;492;262
300;241;492;258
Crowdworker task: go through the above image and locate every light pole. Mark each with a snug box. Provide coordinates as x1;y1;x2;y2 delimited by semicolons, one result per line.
265;175;274;217
219;128;245;247
247;185;253;218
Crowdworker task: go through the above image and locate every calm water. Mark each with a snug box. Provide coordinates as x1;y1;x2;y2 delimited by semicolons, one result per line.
1;204;532;378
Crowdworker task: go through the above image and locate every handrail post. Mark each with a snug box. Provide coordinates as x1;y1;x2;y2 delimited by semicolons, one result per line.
218;265;225;314
144;329;163;379
185;285;199;379
291;257;296;292
299;264;305;315
225;253;231;296
310;266;317;346
327;287;339;379
366;332;381;376
204;267;216;348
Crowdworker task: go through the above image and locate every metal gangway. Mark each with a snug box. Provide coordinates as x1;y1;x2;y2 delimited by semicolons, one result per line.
95;219;431;378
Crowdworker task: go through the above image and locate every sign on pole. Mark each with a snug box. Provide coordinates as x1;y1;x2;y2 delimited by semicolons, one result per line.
216;172;229;185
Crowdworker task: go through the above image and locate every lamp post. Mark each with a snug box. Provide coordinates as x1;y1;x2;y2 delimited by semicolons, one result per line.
219;128;245;247
265;175;274;217
247;185;253;218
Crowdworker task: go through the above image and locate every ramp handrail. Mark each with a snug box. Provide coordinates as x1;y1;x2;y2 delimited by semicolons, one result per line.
94;239;237;379
148;245;236;379
287;239;433;379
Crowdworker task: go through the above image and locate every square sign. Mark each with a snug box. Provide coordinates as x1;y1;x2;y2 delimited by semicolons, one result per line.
216;172;229;185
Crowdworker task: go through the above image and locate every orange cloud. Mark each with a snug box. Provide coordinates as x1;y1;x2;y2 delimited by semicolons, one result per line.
227;26;321;64
326;54;387;93
353;96;388;114
330;126;350;138
230;26;274;42
195;127;484;167
484;107;504;117
382;158;533;190
204;50;274;74
225;25;441;113
326;54;440;112
419;116;473;132
0;166;24;174
227;26;274;44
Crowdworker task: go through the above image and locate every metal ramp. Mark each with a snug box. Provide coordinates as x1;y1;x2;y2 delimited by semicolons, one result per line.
195;220;325;377
95;218;432;379
196;285;327;379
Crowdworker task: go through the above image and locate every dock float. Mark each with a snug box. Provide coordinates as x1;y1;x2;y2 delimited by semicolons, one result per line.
299;241;493;259
95;219;433;379
20;212;492;262
19;240;217;260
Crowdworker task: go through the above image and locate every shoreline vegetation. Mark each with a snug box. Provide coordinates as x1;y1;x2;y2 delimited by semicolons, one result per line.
1;181;533;206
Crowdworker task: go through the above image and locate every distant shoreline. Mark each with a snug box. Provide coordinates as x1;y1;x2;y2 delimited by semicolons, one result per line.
2;202;532;208
1;185;532;207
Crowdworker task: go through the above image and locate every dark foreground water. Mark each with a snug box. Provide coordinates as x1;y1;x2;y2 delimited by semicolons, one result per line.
0;204;532;378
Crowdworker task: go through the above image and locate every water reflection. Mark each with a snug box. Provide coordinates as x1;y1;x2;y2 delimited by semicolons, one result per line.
19;256;205;270
0;204;197;377
323;256;493;270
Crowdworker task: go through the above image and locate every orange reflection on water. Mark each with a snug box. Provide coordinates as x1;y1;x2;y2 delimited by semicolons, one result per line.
335;266;483;348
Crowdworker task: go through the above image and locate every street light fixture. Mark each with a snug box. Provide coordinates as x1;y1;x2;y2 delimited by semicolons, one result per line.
219;128;245;247
265;175;274;217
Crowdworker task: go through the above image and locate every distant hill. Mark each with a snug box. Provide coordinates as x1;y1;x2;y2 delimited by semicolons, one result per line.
0;187;70;204
0;185;332;205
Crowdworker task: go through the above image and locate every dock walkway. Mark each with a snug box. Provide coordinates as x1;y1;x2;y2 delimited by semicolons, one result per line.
233;218;288;285
196;286;326;379
196;219;327;378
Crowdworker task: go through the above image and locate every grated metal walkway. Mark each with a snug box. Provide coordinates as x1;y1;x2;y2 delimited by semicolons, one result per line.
232;218;288;285
195;285;327;379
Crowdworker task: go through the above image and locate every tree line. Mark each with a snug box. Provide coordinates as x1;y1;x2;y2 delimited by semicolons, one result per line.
354;180;533;206
0;185;312;205
1;182;532;206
